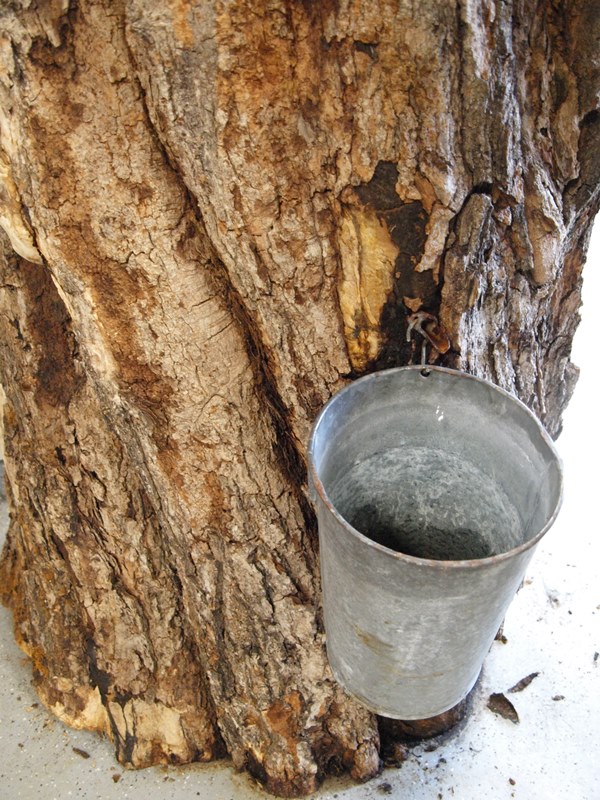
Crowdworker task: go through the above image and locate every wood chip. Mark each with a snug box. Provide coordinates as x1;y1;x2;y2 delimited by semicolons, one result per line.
508;671;539;693
487;692;519;724
495;625;508;644
382;742;409;767
403;296;423;312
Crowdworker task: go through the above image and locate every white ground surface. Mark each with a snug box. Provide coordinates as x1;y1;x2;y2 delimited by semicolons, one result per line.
1;224;599;800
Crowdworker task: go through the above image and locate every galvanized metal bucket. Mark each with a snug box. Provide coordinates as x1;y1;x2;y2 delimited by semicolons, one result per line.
308;366;562;719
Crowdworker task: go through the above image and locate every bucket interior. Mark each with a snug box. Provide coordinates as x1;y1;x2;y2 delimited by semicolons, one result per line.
311;368;562;561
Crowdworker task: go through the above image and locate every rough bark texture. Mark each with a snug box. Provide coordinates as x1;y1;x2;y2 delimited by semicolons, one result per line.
0;0;598;796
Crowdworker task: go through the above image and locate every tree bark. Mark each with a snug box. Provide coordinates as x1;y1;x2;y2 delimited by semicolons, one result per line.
0;0;598;795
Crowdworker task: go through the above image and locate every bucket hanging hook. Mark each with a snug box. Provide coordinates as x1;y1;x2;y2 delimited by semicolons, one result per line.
406;311;451;367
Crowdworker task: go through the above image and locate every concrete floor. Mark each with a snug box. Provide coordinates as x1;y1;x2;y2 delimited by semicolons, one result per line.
1;228;599;799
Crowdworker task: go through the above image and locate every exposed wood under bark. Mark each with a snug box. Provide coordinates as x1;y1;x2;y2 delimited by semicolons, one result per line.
0;0;598;796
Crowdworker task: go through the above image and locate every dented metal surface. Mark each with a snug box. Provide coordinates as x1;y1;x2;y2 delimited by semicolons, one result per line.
308;366;563;720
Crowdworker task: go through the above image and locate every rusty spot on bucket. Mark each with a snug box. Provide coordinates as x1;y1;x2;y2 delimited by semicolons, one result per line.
353;627;395;654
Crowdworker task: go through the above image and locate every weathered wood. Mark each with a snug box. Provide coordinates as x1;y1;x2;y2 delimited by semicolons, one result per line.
0;0;598;795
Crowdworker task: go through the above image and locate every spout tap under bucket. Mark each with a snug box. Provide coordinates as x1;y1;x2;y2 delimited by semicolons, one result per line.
308;366;562;720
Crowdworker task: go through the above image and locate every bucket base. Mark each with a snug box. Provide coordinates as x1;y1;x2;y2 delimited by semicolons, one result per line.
378;677;478;753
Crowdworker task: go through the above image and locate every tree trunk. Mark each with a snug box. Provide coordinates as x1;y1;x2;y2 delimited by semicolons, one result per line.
0;0;598;795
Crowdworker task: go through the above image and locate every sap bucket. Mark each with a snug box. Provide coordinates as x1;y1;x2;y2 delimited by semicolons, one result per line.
308;366;562;719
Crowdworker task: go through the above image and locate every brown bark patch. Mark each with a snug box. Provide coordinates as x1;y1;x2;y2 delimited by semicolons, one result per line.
19;260;84;409
340;162;438;372
265;691;304;748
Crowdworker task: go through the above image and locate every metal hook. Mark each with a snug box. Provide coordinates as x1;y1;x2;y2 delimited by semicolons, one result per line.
406;311;435;365
406;311;451;366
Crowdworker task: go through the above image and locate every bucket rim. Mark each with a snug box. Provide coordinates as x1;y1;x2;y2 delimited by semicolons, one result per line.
307;365;564;570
